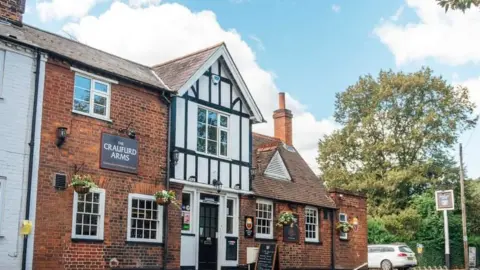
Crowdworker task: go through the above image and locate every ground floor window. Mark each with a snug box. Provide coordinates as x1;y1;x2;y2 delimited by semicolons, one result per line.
305;206;319;242
182;192;193;232
127;194;163;243
71;189;105;240
255;199;273;239
339;212;348;240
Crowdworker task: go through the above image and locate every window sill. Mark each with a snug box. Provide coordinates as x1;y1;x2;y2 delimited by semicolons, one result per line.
305;240;322;245
254;237;276;242
196;150;232;162
71;238;104;243
225;236;238;239
339;237;349;241
181;232;195;236
125;240;164;246
72;110;112;123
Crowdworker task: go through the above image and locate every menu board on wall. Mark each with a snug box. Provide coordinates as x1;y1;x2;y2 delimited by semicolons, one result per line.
255;244;278;270
225;237;238;261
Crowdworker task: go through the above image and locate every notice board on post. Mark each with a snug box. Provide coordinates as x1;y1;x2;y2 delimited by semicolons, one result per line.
255;243;279;270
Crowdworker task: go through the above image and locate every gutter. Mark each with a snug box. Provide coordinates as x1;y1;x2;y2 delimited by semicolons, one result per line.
21;49;41;270
161;92;172;270
330;208;336;270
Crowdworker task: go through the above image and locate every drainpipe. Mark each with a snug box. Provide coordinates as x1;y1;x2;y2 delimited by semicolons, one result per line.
21;50;41;270
162;92;172;270
330;208;336;270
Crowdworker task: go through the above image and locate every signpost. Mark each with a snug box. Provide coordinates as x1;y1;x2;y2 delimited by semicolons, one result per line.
435;190;455;269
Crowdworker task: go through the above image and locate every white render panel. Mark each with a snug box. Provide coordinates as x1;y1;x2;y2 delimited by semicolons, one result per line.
197;157;208;184
220;63;229;79
211;79;219;105
211;59;219;75
220;81;230;108
186;154;196;180
186;101;198;151
241;166;249;191
231;164;240;188
220;162;230;188
174;153;184;179
0;46;44;270
175;97;185;148
180;235;196;266
198;75;209;102
210;159;218;183
241;117;250;162
230;115;240;161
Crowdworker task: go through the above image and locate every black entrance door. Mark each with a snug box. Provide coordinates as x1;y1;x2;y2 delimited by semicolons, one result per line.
198;203;218;270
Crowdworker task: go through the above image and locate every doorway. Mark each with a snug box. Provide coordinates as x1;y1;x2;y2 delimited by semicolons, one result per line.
198;202;218;270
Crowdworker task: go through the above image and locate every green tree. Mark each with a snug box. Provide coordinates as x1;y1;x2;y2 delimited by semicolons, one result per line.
318;68;477;216
436;0;480;12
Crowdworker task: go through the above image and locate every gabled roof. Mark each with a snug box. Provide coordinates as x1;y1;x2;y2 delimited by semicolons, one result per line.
252;133;336;208
264;151;291;181
0;23;171;91
152;43;265;123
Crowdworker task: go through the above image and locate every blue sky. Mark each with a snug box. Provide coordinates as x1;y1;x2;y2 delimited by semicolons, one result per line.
23;0;480;178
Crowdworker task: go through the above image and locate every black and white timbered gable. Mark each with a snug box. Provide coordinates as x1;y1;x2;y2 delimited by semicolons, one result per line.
153;43;264;193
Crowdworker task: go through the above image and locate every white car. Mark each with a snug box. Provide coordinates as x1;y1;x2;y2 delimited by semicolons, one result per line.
368;244;417;270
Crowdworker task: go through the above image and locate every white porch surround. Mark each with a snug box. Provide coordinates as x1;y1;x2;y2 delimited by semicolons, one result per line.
170;178;253;195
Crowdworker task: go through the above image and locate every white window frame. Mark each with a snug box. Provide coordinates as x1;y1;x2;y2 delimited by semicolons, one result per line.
127;193;163;243
305;206;319;242
255;199;273;239
196;106;230;158
339;212;348;240
225;196;238;236
72;72;111;121
71;188;106;240
181;191;194;233
0;176;6;236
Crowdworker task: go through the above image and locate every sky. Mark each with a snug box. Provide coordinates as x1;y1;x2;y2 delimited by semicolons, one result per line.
23;0;480;178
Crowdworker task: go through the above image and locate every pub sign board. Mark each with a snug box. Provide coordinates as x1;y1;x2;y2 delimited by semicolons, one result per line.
283;214;299;242
244;216;254;238
100;133;138;174
435;190;455;211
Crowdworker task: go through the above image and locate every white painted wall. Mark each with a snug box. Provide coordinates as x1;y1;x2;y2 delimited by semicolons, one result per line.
0;42;45;270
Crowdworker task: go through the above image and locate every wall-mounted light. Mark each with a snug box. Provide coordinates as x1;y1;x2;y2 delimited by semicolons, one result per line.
188;175;196;182
250;166;257;180
56;127;68;147
171;149;180;165
212;179;223;193
127;128;136;139
234;183;240;190
212;75;221;85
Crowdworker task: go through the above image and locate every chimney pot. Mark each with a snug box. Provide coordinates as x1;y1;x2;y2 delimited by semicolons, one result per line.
279;92;286;109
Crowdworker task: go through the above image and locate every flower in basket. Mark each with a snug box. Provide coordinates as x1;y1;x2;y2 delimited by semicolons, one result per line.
154;190;181;209
336;221;354;233
276;211;297;227
69;174;98;194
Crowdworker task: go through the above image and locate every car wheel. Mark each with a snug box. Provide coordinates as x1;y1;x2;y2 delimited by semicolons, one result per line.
381;260;393;270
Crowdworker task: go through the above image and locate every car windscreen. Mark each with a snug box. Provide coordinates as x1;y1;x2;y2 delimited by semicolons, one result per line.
399;246;414;253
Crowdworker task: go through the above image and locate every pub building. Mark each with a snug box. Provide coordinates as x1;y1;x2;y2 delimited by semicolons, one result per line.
0;2;367;269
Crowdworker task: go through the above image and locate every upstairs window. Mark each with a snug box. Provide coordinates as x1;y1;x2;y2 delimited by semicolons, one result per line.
73;73;110;119
197;107;229;157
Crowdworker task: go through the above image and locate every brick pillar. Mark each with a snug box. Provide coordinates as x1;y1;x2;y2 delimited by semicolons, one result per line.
273;92;293;145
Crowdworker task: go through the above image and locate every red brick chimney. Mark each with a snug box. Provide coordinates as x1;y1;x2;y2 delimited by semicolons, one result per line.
0;0;25;25
273;92;293;145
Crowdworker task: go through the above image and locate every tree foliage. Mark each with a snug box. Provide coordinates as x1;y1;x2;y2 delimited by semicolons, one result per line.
318;68;477;216
436;0;480;12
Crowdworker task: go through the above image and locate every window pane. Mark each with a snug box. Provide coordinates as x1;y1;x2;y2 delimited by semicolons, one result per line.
227;199;233;216
197;138;206;153
207;140;217;155
74;88;90;102
198;108;207;123
220;144;227;156
94;95;106;106
182;193;191;231
208;126;217;141
220;115;228;127
197;123;206;138
74;75;91;90
220;130;228;143
208;111;218;126
94;82;108;93
227;217;233;234
94;104;106;116
73;100;90;113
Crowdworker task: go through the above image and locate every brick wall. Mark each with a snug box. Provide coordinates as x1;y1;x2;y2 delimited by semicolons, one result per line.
33;58;178;269
0;0;24;23
330;190;368;270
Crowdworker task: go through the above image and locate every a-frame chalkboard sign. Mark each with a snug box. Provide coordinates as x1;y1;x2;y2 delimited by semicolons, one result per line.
255;243;279;270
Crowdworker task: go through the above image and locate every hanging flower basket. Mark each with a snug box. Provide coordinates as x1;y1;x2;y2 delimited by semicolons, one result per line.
69;174;97;194
154;190;181;209
336;222;354;233
276;211;297;227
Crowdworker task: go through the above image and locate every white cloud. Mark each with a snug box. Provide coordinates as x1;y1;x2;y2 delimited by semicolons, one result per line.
390;6;404;21
63;2;337;173
331;4;341;13
249;35;265;51
374;0;480;66
128;0;161;8
37;0;104;22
